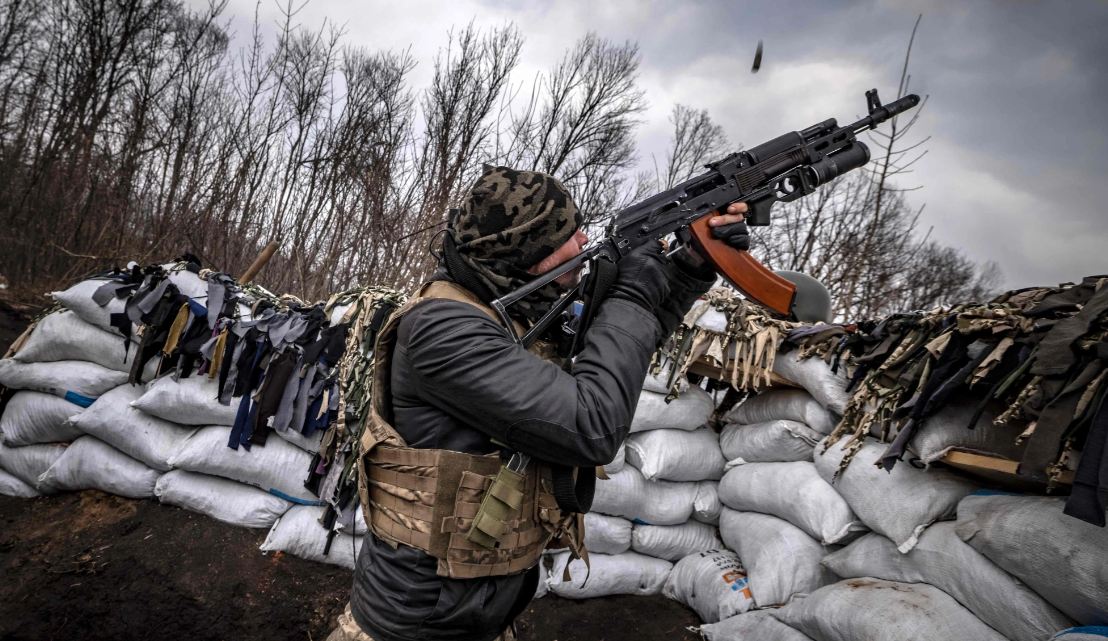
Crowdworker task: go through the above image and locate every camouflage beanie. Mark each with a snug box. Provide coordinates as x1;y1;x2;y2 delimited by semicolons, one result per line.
451;166;583;322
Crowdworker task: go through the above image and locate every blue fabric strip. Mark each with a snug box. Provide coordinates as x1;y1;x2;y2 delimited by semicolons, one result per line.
1055;628;1108;639
970;489;1025;497
63;391;96;408
268;489;323;506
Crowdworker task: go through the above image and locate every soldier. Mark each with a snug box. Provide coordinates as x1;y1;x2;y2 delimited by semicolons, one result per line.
328;166;749;641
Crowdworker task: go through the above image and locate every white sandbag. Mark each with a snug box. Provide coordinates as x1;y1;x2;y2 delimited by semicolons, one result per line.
693;480;722;525
718;461;863;545
718;508;837;608
625;427;727;481
695;306;729;332
663;549;754;624
603;442;626;475
547;551;672;599
591;465;697;525
163;264;209;299
771;351;850;415
0;391;85;446
38;436;160;499
909;395;1028;464
632;520;719;562
815;436;980;553
167;425;319;503
0;441;65;492
71;385;196;472
0;358;127;402
630;385;713;433
260;505;362;569
132;375;237;426
724;389;836;434
643;368;689;395
700;611;814;641
956;493;1108;626
822;524;1076;641
52;279;127;335
13;311;137;374
274;428;324;454
720;420;821;464
771;578;1009;641
584;512;633;555
1053;628;1108;640
155;470;292;529
0;467;40;498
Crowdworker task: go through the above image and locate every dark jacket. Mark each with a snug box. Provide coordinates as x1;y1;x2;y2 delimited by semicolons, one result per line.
349;282;662;641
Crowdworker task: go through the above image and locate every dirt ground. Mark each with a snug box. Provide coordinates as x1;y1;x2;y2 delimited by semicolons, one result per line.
0;493;699;641
0;299;699;641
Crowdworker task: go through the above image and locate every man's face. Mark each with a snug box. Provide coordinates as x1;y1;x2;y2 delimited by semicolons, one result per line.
528;229;589;288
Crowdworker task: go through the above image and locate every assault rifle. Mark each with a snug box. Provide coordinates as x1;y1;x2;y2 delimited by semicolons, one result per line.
490;89;920;351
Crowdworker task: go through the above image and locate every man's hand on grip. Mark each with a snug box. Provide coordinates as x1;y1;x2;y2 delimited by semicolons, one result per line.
708;202;751;251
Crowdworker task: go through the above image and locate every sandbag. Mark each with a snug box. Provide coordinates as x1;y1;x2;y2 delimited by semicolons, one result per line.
162;263;209;299
643;368;689;395
625;427;726;481
0;391;85;446
822;524;1076;641
692;480;722;525
720;419;821;463
72;385;196;472
38;436;160;499
260;505;362;569
724;389;836;434
52;279;127;335
12;310;145;375
700;611;814;641
584;512;633;555
718;508;837;608
631;520;719;561
909;395;1028;464
547;551;672;599
591;466;697;525
771;351;850;415
0;359;127;402
155;470;292;529
1053;628;1108;640
0;441;65;492
718;461;863;545
630;385;713;433
167;425;319;503
771;578;1009;641
132;375;237;426
274;427;324;454
956;493;1108;626
603;442;626;475
0;467;40;498
815;436;980;552
695;306;729;332
663;550;754;624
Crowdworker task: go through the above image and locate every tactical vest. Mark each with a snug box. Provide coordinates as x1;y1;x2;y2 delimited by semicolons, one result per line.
356;280;581;579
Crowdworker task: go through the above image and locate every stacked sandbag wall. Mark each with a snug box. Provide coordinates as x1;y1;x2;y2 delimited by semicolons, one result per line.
0;262;361;570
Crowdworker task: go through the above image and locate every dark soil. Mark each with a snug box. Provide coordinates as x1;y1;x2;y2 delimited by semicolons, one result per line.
0;493;699;641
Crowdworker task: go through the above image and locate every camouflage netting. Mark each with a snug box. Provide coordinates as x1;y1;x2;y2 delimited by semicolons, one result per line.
659;277;1108;496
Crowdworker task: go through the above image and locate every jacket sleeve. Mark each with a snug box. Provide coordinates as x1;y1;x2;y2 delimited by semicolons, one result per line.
399;297;662;468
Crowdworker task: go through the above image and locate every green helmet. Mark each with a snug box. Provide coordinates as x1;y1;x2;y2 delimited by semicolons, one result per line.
775;270;833;323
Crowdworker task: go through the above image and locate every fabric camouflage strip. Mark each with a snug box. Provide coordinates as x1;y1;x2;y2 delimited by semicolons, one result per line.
453;165;582;323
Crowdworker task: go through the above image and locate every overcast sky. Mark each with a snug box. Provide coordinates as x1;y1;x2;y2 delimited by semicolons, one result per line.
199;0;1107;290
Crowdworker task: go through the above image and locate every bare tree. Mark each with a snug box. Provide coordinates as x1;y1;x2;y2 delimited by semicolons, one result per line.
660;104;731;189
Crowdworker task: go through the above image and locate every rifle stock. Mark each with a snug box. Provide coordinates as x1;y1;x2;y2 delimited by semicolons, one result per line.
688;214;796;317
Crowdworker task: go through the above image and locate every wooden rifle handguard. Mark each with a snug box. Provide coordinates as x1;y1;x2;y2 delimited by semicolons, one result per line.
688;214;797;318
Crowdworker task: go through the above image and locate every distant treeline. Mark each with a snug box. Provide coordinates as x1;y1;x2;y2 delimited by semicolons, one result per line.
0;0;997;318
